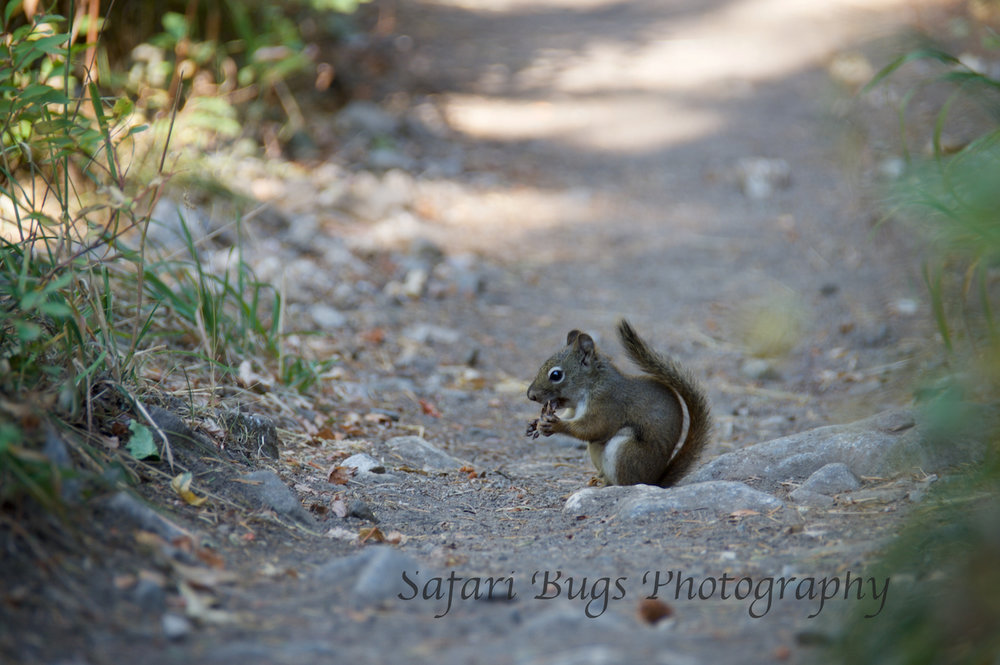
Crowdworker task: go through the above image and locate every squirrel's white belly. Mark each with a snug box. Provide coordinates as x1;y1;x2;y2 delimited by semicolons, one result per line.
601;427;634;485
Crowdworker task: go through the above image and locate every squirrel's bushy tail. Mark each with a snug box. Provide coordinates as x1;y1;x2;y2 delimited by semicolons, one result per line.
617;319;712;487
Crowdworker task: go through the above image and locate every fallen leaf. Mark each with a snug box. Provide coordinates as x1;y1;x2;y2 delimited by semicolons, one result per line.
171;561;239;591
170;472;208;507
178;582;239;625
364;412;393;426
636;598;674;625
360;327;386;345
418;399;442;418
328;465;354;485
358;526;385;543
127;420;159;460
195;547;226;570
315;426;339;440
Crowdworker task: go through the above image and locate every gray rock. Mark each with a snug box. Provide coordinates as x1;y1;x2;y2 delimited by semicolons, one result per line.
162;613;193;640
736;157;792;199
385;436;466;471
789;488;835;507
335;100;398;136
347;499;378;523
236;470;314;526
799;463;860;495
313;546;421;606
309;303;348;329
100;491;191;542
132;577;167;612
221;411;281;460
341;453;385;474
146;406;219;459
686;410;982;488
564;481;783;519
740;358;781;381
403;323;462;345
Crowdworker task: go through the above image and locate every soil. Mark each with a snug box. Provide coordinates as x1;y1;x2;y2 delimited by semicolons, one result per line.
1;1;970;663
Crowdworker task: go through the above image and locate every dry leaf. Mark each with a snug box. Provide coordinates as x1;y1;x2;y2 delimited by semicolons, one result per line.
315;426;339;440
360;327;386;345
364;412;393;426
636;598;674;625
728;509;760;521
418;399;442;418
328;465;354;485
170;472;208;507
383;530;407;545
358;526;385;543
195;547;226;570
171;561;239;591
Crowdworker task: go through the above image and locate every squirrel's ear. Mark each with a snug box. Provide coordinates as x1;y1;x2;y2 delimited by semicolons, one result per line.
575;333;595;366
566;330;582;345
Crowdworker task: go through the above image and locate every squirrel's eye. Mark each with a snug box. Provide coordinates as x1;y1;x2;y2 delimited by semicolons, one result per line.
548;367;564;383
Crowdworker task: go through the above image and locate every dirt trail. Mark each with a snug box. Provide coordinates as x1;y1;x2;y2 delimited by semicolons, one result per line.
5;1;948;664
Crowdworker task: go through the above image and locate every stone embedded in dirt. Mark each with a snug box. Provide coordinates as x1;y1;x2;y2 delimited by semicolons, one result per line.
100;491;193;543
564;481;784;520
220;411;281;460
402;323;462;346
335;100;399;136
788;487;836;507
313;545;421;606
736;157;792;199
739;357;781;382
162;613;193;641
236;470;315;527
342;453;386;474
686;410;984;490
798;463;860;495
347;499;378;523
309;303;349;329
385;435;466;471
146;406;220;460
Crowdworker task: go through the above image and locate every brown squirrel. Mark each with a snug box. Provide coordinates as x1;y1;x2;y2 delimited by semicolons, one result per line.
526;319;711;486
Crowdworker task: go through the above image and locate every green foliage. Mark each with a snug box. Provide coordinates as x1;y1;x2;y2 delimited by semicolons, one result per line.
831;36;1000;665
1;2;340;511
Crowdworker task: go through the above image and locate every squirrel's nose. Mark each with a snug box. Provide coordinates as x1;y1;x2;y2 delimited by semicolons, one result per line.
527;384;539;402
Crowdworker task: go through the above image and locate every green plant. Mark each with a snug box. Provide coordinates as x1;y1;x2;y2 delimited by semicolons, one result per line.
829;37;1000;665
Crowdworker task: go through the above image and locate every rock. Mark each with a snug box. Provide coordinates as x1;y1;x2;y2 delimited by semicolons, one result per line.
341;453;385;474
799;463;860;495
309;303;348;329
162;613;193;641
564;481;784;519
347;499;378;523
789;488;835;507
736;157;792;199
146;406;220;460
367;147;417;171
686;410;984;489
100;491;192;542
220;411;281;460
43;427;82;501
313;546;421;606
132;577;167;612
335;100;398;136
403;323;462;345
740;357;781;381
236;470;315;526
385;435;465;471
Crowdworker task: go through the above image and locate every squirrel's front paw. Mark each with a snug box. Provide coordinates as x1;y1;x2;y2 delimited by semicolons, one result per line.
537;411;560;436
525;401;560;439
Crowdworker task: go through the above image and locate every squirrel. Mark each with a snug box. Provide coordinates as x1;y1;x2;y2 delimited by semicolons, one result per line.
526;319;711;487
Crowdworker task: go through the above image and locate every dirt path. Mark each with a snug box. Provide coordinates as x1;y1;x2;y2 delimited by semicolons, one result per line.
5;1;950;664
